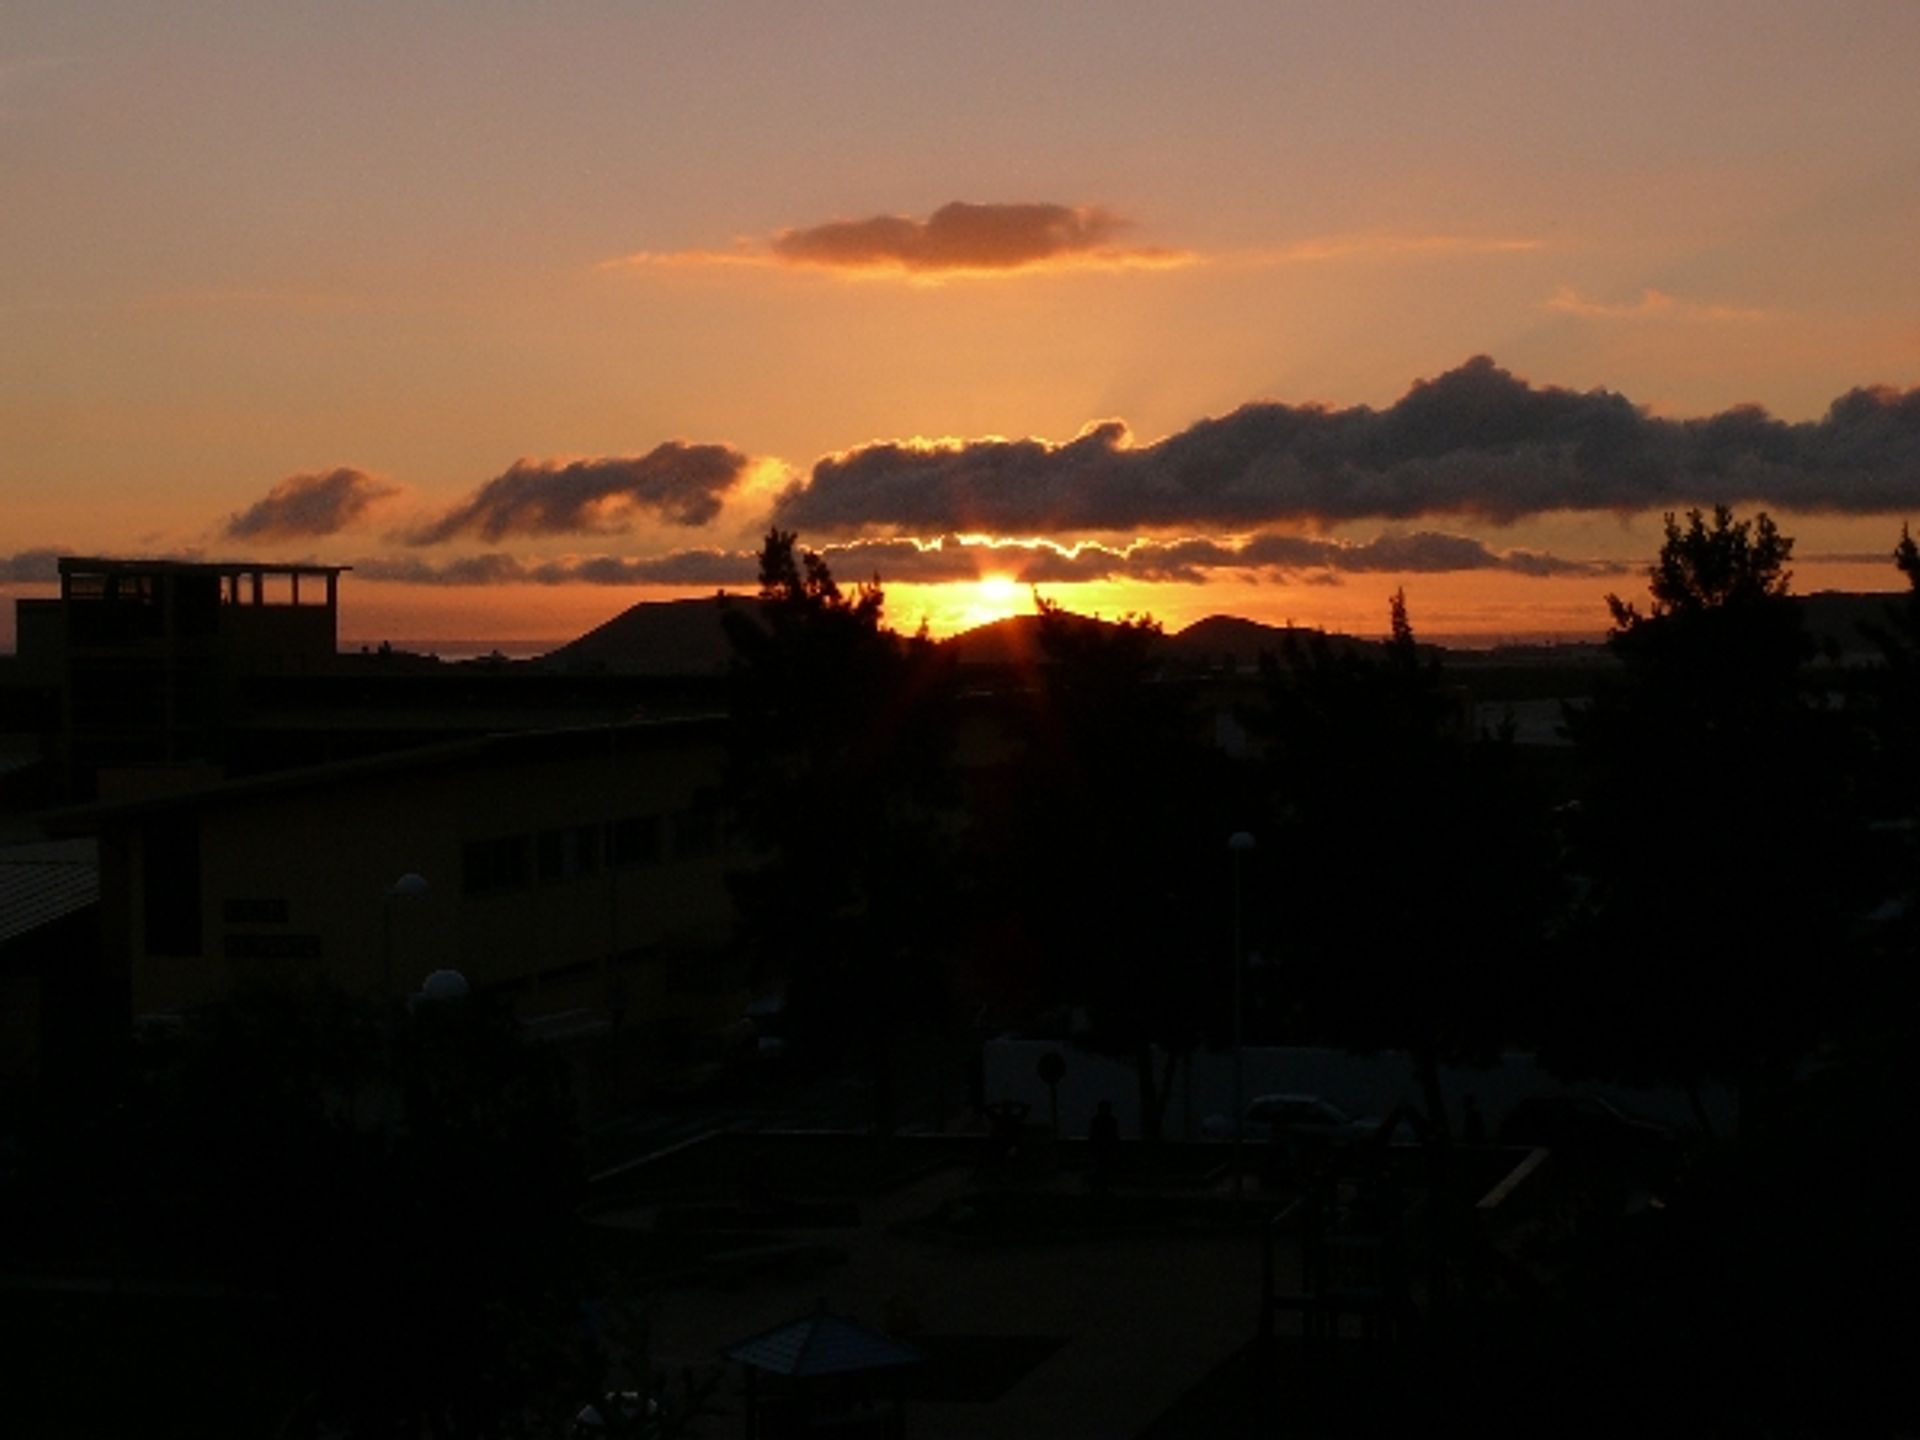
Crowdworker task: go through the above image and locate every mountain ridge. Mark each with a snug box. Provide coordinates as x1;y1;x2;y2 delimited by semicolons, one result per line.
532;588;1910;675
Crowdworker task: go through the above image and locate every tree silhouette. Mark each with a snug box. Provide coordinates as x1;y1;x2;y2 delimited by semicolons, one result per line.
1859;525;1920;818
1561;508;1864;1133
990;597;1229;1140
114;981;583;1435
721;529;955;1131
1846;527;1920;1024
1254;591;1547;1137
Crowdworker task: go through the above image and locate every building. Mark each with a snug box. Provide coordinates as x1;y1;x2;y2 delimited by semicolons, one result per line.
49;717;745;1060
16;557;346;797
0;838;104;1121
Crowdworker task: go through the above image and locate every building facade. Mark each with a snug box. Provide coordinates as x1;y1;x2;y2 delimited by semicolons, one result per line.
58;718;744;1047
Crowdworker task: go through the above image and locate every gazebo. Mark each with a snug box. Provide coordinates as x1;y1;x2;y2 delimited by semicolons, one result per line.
724;1304;923;1438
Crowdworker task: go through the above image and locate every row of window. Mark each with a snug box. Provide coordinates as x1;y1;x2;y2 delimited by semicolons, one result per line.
461;799;724;898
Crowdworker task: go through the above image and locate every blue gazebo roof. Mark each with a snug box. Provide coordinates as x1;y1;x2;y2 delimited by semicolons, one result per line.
725;1309;923;1379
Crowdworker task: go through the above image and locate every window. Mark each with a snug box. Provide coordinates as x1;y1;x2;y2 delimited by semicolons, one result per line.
572;824;600;876
462;834;530;896
536;828;564;883
222;897;289;925
225;933;322;960
538;826;602;883
610;814;662;868
671;790;723;860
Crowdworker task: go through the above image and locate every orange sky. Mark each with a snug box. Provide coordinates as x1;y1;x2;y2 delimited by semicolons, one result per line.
5;5;1919;652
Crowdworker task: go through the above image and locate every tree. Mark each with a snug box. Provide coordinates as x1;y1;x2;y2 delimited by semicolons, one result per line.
1845;527;1920;1024
721;529;955;1131
1253;591;1548;1138
1602;506;1810;708
1610;505;1793;620
1561;508;1864;1134
1859;525;1920;817
986;597;1231;1140
114;980;584;1435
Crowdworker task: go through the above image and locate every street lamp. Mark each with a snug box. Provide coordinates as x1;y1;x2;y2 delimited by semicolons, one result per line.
1228;832;1256;1205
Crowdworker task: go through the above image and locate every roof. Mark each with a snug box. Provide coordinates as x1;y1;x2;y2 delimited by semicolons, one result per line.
41;713;727;832
0;838;99;946
59;556;348;579
724;1309;922;1379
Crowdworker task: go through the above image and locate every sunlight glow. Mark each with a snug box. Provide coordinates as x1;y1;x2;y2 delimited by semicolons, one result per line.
975;573;1021;608
942;572;1027;630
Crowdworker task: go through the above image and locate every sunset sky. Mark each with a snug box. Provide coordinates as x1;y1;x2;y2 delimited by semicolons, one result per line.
6;2;1920;650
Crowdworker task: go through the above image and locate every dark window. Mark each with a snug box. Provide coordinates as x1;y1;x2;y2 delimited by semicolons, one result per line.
143;815;202;957
538;825;603;883
671;801;721;861
222;897;289;925
537;828;564;883
610;814;662;868
462;834;530;896
225;933;322;960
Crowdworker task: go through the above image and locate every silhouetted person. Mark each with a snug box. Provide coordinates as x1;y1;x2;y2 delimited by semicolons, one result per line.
1460;1094;1487;1146
1088;1100;1120;1194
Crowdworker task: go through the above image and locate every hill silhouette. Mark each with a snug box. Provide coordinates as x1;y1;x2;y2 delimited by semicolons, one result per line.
540;595;736;674
539;595;1417;677
535;589;1911;676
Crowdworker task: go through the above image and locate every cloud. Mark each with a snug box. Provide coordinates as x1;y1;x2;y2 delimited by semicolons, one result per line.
0;549;62;583
351;529;1618;589
607;201;1193;278
773;356;1920;533
1544;286;1766;322
404;443;753;545
225;467;398;540
355;549;755;587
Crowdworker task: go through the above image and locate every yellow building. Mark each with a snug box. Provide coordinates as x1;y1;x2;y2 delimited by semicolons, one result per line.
54;718;744;1050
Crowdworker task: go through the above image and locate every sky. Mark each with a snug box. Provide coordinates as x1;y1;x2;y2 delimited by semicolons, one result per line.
5;1;1920;650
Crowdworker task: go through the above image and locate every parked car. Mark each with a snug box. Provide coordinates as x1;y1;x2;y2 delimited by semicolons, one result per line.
1202;1093;1381;1145
1497;1094;1679;1187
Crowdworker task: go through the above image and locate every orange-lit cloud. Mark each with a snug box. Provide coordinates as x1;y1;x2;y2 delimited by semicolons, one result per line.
403;443;752;544
606;201;1194;278
352;529;1621;588
225;467;398;540
774;357;1920;533
1544;286;1767;322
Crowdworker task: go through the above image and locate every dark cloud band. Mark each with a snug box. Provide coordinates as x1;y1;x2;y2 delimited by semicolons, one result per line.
352;530;1621;589
611;200;1190;276
403;443;751;545
774;357;1920;534
225;467;397;540
770;201;1177;274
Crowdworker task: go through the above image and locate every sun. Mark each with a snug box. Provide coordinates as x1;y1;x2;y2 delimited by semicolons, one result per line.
975;573;1021;610
941;572;1026;631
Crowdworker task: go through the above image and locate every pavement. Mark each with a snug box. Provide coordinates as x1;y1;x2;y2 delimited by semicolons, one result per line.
592;1153;1289;1439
